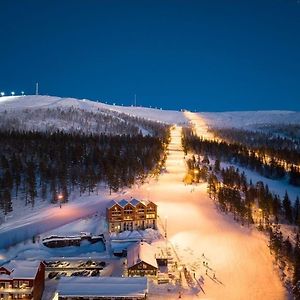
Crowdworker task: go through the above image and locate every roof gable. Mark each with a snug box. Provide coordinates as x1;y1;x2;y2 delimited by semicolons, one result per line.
0;260;41;280
130;198;140;207
127;242;158;269
118;199;129;208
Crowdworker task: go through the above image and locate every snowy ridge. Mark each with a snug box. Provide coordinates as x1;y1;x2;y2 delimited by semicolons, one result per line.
198;110;300;129
1;95;299;130
0;95;188;125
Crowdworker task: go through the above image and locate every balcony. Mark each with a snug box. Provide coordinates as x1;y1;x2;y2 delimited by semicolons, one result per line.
110;217;122;221
0;286;34;294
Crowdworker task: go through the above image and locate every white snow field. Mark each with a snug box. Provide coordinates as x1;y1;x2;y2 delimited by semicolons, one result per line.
129;125;287;299
0;95;298;299
1;95;299;129
197;110;300;129
0;95;188;124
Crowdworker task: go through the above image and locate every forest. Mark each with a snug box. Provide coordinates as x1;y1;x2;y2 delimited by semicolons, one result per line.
0;127;169;216
182;128;300;298
210;127;300;166
183;128;300;186
0;106;165;137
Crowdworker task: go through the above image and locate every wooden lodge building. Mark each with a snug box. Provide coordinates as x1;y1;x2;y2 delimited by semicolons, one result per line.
107;198;157;233
0;260;45;300
127;242;158;277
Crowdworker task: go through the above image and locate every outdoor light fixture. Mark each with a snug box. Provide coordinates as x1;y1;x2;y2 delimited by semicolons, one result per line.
0;92;4;96
11;91;15;96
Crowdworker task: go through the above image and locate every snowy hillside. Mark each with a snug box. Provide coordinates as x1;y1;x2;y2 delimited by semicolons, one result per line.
1;96;299;132
198;110;300;129
0;95;188;125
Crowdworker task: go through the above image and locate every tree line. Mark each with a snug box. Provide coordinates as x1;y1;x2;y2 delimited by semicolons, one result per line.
0;106;166;137
210;127;300;166
183;129;300;298
0;129;169;216
182;128;300;186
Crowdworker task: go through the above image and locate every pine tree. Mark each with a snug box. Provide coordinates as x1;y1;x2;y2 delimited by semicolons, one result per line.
283;191;293;223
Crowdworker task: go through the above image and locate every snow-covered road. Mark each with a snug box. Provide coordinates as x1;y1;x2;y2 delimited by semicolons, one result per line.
133;124;287;299
0;192;113;250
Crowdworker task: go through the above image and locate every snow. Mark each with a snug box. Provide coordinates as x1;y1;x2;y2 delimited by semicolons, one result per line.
0;95;299;131
0;190;113;250
0;260;40;279
0;95;188;124
0;96;297;298
56;276;148;298
127;241;158;269
221;161;300;203
186;111;300;203
130;124;287;299
196;110;300;129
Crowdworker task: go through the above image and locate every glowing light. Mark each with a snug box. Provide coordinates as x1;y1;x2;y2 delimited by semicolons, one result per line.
0;92;4;97
11;91;15;96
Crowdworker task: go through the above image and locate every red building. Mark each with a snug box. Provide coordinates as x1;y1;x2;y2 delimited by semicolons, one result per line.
0;260;45;300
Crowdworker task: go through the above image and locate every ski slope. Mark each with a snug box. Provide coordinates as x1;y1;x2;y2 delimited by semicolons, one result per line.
0;124;287;299
133;125;287;299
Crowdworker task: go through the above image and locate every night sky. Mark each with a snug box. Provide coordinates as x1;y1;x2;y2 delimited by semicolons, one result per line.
1;0;300;111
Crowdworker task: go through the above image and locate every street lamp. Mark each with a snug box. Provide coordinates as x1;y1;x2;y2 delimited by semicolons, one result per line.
21;91;24;96
0;92;4;97
58;194;63;208
11;91;15;96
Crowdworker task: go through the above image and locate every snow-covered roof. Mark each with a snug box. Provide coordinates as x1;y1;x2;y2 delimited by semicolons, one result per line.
118;199;129;208
57;276;148;297
129;198;140;206
107;199;119;209
108;198;155;209
127;242;158;269
0;260;41;280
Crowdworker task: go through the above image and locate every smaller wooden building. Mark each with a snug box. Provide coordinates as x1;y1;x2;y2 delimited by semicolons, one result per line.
0;260;45;300
127;242;158;277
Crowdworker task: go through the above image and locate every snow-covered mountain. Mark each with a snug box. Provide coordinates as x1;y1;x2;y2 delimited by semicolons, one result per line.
0;95;187;123
0;95;299;133
199;110;300;129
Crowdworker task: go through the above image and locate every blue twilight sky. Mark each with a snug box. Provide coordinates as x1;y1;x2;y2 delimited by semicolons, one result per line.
0;0;300;111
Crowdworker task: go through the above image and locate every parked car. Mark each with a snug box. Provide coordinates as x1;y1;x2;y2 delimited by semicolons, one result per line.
81;270;90;276
55;272;67;280
90;269;100;277
78;262;86;268
48;272;59;279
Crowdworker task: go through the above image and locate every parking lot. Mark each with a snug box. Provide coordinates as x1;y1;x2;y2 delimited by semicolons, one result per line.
45;259;108;280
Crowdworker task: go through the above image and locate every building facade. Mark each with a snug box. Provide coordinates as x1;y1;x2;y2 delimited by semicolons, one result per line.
0;260;45;300
127;242;158;277
107;198;157;233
